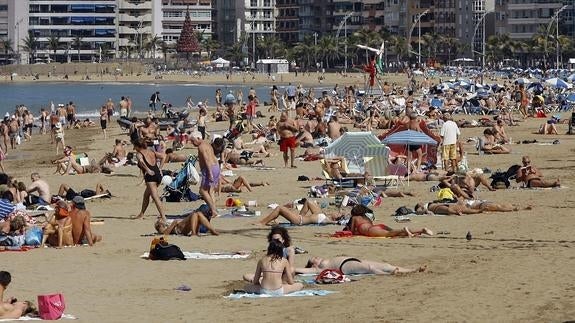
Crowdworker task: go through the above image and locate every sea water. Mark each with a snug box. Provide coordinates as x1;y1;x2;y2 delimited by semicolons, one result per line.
0;82;329;118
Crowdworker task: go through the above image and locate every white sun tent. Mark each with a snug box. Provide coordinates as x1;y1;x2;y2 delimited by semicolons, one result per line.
211;57;230;68
256;59;289;74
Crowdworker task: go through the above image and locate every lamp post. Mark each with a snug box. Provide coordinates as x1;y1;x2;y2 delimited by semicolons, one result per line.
408;9;430;66
313;32;317;70
252;19;256;69
471;10;494;72
14;17;24;65
544;5;567;69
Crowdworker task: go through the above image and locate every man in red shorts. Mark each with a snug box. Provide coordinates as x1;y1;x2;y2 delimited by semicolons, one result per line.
277;112;298;168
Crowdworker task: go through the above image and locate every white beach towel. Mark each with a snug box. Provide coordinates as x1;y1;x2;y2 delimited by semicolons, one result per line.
140;252;250;260
0;314;77;321
225;290;336;299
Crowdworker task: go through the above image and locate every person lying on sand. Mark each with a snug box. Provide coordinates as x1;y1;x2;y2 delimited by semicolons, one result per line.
414;201;482;216
296;256;427;275
218;175;268;194
0;300;37;320
515;155;560;188
256;199;342;226
243;227;295;283
465;199;533;212
345;205;432;238
154;204;218;236
56;183;111;201
243;239;303;296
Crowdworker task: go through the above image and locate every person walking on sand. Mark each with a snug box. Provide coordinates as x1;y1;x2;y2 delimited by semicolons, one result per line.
190;135;220;218
149;91;161;112
133;138;166;220
99;105;108;140
277;112;298;168
53;122;65;155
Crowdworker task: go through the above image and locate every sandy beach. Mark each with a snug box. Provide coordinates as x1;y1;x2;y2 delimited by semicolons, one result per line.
1;82;575;322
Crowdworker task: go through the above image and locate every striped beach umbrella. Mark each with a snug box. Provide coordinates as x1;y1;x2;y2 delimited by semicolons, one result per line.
545;77;572;89
324;132;383;172
381;130;438;146
363;144;391;177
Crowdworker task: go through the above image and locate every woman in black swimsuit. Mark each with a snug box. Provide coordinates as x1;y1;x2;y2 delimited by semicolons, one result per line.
296;256;426;275
133;138;166;220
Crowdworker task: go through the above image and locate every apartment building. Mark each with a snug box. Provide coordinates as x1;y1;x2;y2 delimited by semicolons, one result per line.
495;0;563;40
159;0;212;46
117;0;155;58
21;0;118;63
298;0;330;42
362;0;384;32
383;0;407;35
276;0;298;44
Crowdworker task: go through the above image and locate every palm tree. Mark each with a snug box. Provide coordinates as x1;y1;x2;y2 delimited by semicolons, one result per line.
99;43;113;61
159;41;171;65
318;35;339;68
389;35;407;65
143;34;162;59
47;35;60;63
72;36;83;62
440;36;460;63
225;41;247;66
200;37;220;60
352;28;382;65
292;34;315;69
21;32;38;64
1;38;13;60
258;36;284;59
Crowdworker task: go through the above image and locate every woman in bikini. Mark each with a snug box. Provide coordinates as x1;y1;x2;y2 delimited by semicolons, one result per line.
41;200;74;247
243;227;295;283
345;205;433;238
256;199;341;226
414;201;482;216
297;256;427;275
244;239;303;296
133;138;166;221
154;205;218;236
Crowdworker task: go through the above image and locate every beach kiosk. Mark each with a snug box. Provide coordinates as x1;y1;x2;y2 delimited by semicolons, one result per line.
256;59;289;74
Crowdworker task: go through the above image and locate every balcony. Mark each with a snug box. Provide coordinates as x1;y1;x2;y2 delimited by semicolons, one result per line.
118;1;152;10
508;3;562;11
507;17;550;24
118;25;152;34
119;13;152;22
508;32;535;39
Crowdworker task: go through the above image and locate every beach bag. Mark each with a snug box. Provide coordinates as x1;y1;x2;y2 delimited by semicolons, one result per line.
395;206;414;217
149;237;185;261
315;269;347;284
37;293;65;320
25;226;43;246
188;163;200;185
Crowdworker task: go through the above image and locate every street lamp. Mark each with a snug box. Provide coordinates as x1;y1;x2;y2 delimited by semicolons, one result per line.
471;10;494;71
407;9;430;66
335;12;353;74
14;17;24;65
544;5;568;69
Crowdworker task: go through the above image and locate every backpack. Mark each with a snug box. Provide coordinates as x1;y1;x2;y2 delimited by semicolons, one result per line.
395;206;414;217
149;237;185;261
490;165;520;189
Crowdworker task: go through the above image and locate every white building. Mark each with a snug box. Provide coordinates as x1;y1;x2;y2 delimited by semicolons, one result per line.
158;0;212;45
10;0;117;63
243;0;276;66
117;0;156;59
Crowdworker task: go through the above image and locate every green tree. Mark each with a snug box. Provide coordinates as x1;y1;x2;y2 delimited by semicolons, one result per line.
47;35;61;62
318;36;340;68
1;38;13;59
292;35;315;69
352;28;382;65
159;41;172;65
225;41;247;66
21;32;38;64
200;36;220;60
143;34;162;59
389;35;407;65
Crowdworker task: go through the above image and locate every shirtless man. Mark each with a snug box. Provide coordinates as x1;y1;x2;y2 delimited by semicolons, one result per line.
139;118;159;147
295;126;314;148
515;155;560;188
327;115;342;141
69;196;101;246
105;98;115;121
49;112;59;144
492;119;509;143
277;112;298;168
26;173;51;205
191;136;220;217
65;101;76;129
7;117;18;150
57;104;67;127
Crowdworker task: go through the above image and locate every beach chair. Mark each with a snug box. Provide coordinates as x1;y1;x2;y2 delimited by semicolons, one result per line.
363;148;401;189
320;158;363;189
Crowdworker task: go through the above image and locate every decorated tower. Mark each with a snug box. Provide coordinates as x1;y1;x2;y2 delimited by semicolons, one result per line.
176;6;200;63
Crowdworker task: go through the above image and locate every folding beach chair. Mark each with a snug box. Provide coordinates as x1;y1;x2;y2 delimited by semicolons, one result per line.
320;158;364;190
